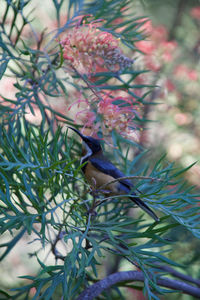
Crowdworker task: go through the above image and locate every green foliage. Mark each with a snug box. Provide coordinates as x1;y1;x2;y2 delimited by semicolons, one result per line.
0;0;200;299
0;123;199;299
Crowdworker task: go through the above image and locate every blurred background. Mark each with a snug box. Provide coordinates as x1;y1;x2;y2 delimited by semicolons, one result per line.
135;0;200;187
131;1;200;298
0;0;200;299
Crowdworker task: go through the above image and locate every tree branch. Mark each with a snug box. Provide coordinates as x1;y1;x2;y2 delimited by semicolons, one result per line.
168;0;187;41
155;263;200;287
75;270;200;300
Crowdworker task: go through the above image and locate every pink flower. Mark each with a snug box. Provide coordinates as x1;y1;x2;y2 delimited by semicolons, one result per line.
188;69;198;81
145;55;161;71
165;79;176;92
161;41;177;62
174;64;198;81
138;19;153;35
174;112;192;126
135;19;178;72
190;6;200;20
68;92;140;141
75;109;97;129
152;25;168;43
60;20;133;75
97;94;140;138
135;40;155;55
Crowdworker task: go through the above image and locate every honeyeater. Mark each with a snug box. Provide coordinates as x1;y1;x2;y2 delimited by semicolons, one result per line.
69;127;159;221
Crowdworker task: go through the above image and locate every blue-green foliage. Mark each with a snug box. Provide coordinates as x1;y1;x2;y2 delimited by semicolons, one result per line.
0;0;200;299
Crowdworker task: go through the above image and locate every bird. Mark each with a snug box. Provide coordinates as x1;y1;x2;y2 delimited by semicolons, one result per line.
68;126;159;221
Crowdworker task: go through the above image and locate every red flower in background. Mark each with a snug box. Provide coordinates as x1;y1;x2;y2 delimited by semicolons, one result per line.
174;65;198;81
165;79;176;92
161;41;177;62
135;21;177;72
190;6;200;20
136;40;155;55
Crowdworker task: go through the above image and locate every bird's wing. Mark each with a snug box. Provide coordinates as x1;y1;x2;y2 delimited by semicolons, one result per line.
90;156;159;221
89;156;133;189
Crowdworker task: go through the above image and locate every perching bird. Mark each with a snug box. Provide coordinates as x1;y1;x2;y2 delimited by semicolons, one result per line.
68;127;159;221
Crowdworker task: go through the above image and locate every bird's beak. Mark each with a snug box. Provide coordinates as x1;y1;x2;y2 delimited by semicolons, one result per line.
68;127;91;156
68;126;85;141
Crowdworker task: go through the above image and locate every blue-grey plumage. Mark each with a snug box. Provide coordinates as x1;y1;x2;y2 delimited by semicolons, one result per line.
88;155;159;221
68;127;159;222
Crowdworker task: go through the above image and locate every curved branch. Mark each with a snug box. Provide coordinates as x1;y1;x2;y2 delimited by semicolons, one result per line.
75;271;200;300
155;264;200;287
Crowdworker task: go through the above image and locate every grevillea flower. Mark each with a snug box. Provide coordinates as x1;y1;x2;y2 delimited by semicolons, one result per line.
60;20;133;75
98;96;129;129
97;94;140;136
69;92;141;141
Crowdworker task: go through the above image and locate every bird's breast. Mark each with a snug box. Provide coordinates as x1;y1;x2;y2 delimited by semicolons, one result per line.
84;161;119;194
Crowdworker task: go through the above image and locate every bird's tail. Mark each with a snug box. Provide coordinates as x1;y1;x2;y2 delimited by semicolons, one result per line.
130;194;159;222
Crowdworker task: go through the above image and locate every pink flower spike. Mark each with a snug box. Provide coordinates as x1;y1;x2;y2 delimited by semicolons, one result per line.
60;21;133;75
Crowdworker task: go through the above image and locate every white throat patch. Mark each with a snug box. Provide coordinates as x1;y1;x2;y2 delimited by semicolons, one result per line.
80;141;92;165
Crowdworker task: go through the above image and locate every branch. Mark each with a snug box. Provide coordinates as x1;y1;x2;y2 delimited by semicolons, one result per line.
51;229;65;261
101;243;200;288
75;271;200;300
155;263;200;287
71;66;103;102
168;0;187;41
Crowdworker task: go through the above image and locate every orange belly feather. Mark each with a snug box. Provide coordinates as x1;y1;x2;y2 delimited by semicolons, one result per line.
84;161;119;194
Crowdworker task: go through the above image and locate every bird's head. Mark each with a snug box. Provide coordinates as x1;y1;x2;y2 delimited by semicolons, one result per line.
68;127;102;155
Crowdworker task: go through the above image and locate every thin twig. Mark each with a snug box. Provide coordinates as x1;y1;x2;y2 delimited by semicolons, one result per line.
51;228;65;261
71;66;103;102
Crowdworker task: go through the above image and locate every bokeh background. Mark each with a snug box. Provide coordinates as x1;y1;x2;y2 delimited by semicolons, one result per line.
0;0;200;299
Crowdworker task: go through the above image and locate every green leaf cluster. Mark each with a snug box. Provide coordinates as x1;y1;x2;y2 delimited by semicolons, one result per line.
0;1;200;299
